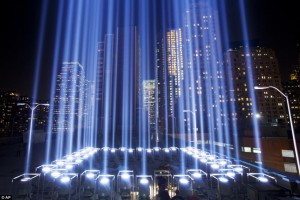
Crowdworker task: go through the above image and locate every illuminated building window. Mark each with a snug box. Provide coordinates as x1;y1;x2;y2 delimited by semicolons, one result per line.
281;150;295;158
241;147;251;152
284;163;297;173
253;148;261;154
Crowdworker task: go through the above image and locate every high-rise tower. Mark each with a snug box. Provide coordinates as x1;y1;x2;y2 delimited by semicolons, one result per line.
53;62;86;133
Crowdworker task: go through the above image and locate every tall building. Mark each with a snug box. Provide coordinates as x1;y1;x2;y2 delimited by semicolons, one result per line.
53;62;86;133
182;2;226;136
156;33;167;135
283;65;300;130
166;29;184;117
226;46;287;133
115;27;140;142
142;80;156;134
96;34;115;136
0;92;19;136
155;29;184;136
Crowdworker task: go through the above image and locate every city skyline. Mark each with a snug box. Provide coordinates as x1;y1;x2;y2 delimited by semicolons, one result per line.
0;0;299;100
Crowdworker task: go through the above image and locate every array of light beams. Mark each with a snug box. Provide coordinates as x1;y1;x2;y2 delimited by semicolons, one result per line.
20;0;267;191
12;146;273;199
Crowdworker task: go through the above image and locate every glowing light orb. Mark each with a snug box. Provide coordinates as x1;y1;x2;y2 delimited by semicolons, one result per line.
42;166;52;173
153;147;160;151
137;147;143;152
65;164;73;170
100;177;110;185
140;178;149;185
86;173;96;179
234;167;243;172
121;173;130;179
192;172;202;178
219;177;229;183
258;176;268;183
20;177;31;182
51;171;61;178
211;163;219;169
219;160;227;165
226;171;235;178
60;176;71;183
179;178;189;184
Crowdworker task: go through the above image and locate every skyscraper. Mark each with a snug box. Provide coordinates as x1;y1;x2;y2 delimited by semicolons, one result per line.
283;65;300;129
142;80;156;140
182;2;226;137
53;62;86;133
227;46;287;131
0;92;19;136
95;34;115;136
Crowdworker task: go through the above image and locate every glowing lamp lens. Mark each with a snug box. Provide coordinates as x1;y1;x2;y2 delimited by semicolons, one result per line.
234;167;243;172
258;176;268;183
193;154;199;158
103;147;109;151
219;161;227;165
164;149;170;153
179;178;189;184
226;172;235;177
120;147;126;151
75;159;83;164
121;173;130;179
51;171;61;178
128;149;134;153
192;172;202;178
86;173;96;179
57;161;64;166
65;164;73;170
219;177;229;183
137;147;143;152
140;178;149;185
60;176;70;183
200;158;207;163
21;177;31;182
154;147;160;151
42;166;52;173
66;156;73;161
211;164;219;169
111;148;116;153
146;149;151;153
100;177;110;185
208;156;214;161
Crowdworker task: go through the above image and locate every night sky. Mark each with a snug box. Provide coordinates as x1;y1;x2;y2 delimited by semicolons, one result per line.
0;0;299;100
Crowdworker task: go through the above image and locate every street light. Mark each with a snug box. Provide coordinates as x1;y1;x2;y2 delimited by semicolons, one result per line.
17;102;50;173
183;110;197;145
254;86;300;176
17;103;50;111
